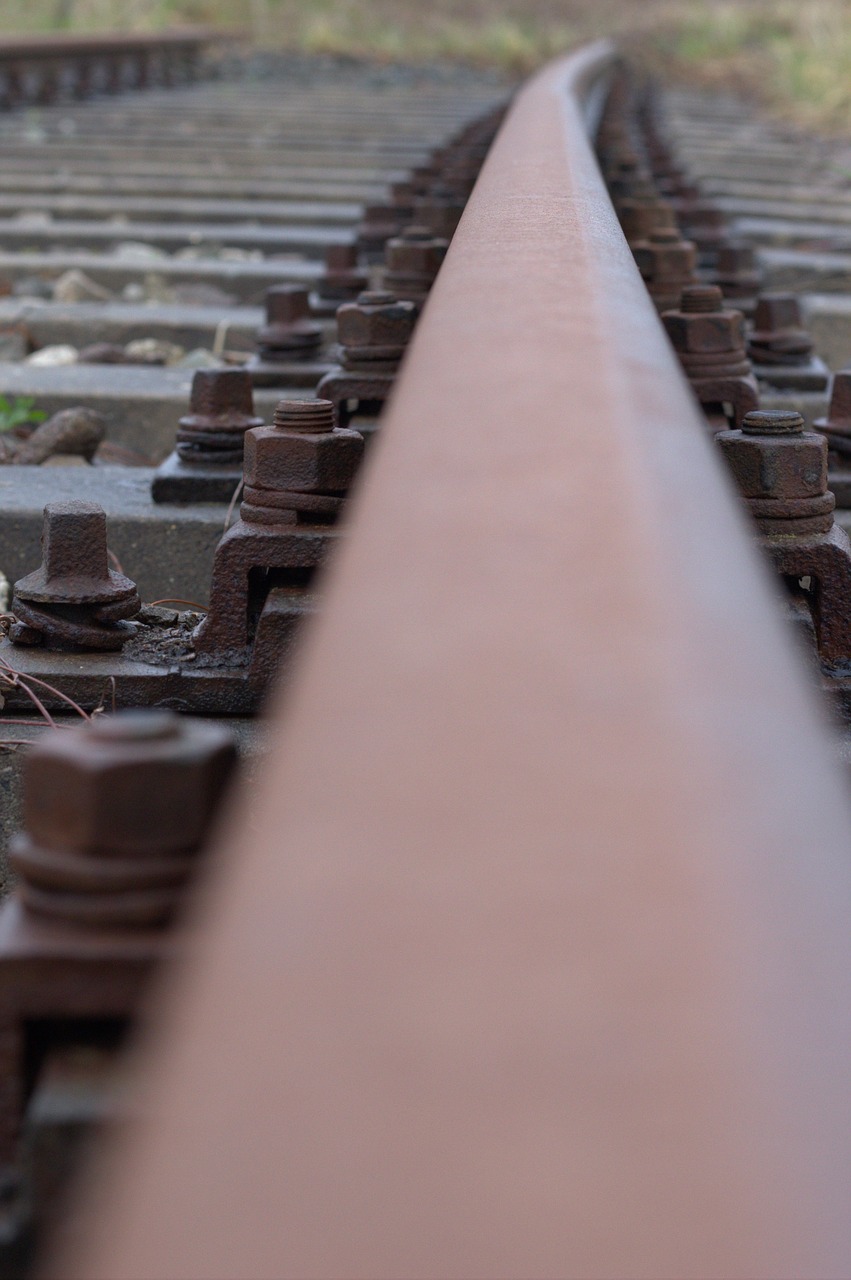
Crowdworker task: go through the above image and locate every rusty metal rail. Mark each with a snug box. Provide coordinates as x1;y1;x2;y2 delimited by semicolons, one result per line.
64;40;851;1278
0;30;229;107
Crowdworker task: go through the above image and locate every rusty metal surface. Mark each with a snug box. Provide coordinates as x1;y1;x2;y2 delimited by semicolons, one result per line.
633;224;698;311
662;282;759;429
317;289;416;428
151;368;262;504
712;239;761;307
0;641;258;715
175;369;263;467
815;369;851;504
247;285;332;388
60;41;851;1280
0;708;236;1239
412;185;466;239
382;225;449;308
254;286;324;363
748;293;830;392
9;502;140;651
13;710;236;927
193;399;361;685
749;293;815;366
4;395;365;706
312;244;370;315
718;408;851;665
0;399;362;708
356;116;498;260
616;190;676;247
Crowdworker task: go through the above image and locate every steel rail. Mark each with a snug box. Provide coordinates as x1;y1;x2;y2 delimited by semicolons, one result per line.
65;40;851;1279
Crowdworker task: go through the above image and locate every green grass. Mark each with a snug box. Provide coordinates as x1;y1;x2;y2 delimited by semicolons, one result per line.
642;1;851;130
0;397;46;433
292;7;576;70
7;0;851;128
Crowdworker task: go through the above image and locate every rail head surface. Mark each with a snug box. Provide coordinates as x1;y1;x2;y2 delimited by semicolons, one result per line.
67;41;851;1280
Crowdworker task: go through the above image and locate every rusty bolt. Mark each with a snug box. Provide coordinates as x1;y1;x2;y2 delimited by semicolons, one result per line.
816;370;851;442
409;163;439;196
663;284;748;359
668;184;706;213
633;227;698;310
10;501;140;651
680;201;725;231
653;173;678;196
10;709;238;929
618;196;676;245
390;181;415;209
436;172;476;200
714;240;761;299
176;367;264;464
357;202;406;250
663;286;757;429
612;173;657;212
383;226;448;304
748;293;814;365
325;244;361;272
717;409;835;536
604;156;645;197
242;398;364;497
318;243;369;302
385;225;448;271
719;409;851;666
336;290;417;368
814;370;851;469
256;285;323;361
412;186;466;239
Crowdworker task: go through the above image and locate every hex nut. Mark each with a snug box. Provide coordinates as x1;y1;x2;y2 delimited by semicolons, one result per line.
662;311;745;354
244;424;364;493
337;294;417;350
24;710;237;858
634;240;696;283
385;232;448;277
717;432;827;500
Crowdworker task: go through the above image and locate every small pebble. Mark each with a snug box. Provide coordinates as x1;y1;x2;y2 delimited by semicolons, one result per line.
113;241;168;262
26;344;78;366
124;337;185;365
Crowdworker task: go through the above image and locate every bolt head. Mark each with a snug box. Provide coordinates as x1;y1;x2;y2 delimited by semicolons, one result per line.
683;202;725;229
753;293;803;332
716;241;756;273
24;710;237;859
827;371;851;426
324;244;359;271
14;501;137;607
265;285;311;325
188;368;257;421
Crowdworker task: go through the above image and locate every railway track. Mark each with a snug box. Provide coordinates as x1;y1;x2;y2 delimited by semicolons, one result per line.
0;33;850;1279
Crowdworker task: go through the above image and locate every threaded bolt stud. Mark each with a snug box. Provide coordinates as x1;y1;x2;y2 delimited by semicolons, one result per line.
680;285;724;313
741;409;805;435
272;399;335;434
